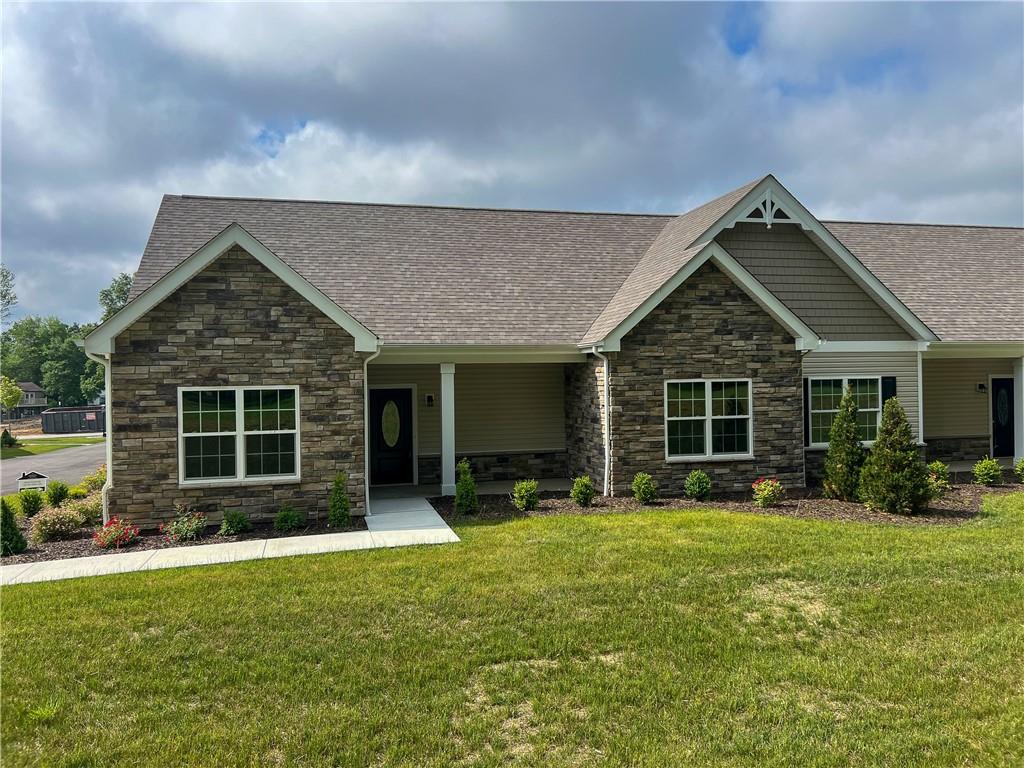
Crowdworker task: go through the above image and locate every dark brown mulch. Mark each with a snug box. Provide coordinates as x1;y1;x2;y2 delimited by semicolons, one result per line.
431;483;1024;527
2;515;367;566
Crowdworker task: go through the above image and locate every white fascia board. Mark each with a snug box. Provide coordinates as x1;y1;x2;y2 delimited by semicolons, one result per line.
693;175;938;342
595;242;820;353
375;344;587;364
83;223;379;355
922;341;1024;359
813;340;931;353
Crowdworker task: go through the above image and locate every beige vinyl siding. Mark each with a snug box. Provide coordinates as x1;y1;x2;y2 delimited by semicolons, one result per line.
802;351;921;440
368;363;566;456
922;358;1013;439
716;223;911;340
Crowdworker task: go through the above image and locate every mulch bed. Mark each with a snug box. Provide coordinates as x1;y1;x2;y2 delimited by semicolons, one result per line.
431;482;1024;527
2;516;367;566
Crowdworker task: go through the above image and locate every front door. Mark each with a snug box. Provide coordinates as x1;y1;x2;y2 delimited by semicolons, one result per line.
991;377;1014;458
369;388;414;485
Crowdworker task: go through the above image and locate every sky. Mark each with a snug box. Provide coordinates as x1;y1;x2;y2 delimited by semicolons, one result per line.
2;1;1022;324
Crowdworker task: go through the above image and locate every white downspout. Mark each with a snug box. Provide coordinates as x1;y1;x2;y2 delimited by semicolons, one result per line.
82;348;113;525
362;346;382;516
591;347;611;496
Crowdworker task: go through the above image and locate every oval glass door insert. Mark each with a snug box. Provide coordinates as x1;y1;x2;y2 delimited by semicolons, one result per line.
996;390;1009;426
382;400;401;447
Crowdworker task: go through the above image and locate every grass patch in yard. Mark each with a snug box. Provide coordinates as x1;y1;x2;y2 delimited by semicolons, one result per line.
3;495;1023;767
0;436;105;460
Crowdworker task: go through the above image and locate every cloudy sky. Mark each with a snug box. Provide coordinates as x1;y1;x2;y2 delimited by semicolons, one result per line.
2;1;1022;324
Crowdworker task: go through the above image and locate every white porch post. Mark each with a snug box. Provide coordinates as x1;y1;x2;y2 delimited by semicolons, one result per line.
1014;357;1024;463
441;363;456;495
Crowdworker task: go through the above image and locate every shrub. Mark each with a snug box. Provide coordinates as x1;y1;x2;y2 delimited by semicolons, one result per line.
926;460;951;499
512;479;539;512
455;458;478;515
69;493;103;526
684;469;712;501
1;498;27;556
80;465;107;492
93;517;140;550
30;506;84;543
1015;457;1024;484
218;509;252;536
274;505;304;533
45;481;70;508
1;429;18;448
822;387;866;501
18;488;44;518
328;472;351;528
631;472;658;504
859;399;930;515
752;477;785;508
160;504;208;543
68;485;88;501
972;456;1003;486
570;475;596;508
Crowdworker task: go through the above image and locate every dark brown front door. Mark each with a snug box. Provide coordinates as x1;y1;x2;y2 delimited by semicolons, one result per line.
369;388;414;485
991;377;1014;458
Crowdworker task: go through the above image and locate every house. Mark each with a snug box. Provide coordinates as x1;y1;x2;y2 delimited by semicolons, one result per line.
3;382;49;421
82;175;1024;528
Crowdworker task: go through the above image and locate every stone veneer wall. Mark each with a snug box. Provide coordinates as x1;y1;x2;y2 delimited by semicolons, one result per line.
607;261;805;495
924;436;992;464
565;360;606;484
418;451;568;484
109;247;367;529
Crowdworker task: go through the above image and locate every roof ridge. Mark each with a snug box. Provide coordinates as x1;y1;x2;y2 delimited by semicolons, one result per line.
823;218;1023;231
173;194;677;219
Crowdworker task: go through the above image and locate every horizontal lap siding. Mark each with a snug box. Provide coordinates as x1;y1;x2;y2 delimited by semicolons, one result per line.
716;223;911;341
922;358;1013;438
802;351;921;440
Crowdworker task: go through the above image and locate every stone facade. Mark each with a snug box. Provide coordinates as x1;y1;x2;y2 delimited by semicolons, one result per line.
565;359;606;485
606;261;805;495
109;247;367;529
924;436;992;464
418;451;568;484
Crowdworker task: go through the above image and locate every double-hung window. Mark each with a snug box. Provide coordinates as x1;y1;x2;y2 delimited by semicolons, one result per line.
808;377;880;445
179;386;300;484
665;379;753;460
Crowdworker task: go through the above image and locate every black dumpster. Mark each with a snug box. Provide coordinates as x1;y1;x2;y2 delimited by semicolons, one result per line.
41;406;105;434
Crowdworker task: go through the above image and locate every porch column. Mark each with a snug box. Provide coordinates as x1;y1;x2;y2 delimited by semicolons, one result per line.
441;363;456;495
1014;357;1024;463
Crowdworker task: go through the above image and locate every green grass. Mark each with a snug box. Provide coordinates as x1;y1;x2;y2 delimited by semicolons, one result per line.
0;436;104;460
3;496;1023;767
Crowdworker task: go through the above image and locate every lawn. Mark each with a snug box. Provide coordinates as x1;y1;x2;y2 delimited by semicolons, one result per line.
0;436;105;460
3;495;1023;767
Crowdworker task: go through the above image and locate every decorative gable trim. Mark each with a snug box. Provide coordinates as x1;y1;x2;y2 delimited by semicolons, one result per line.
83;223;380;355
693;176;938;341
593;242;821;352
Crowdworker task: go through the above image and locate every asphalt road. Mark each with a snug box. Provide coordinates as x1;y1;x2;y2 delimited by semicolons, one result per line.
1;443;107;495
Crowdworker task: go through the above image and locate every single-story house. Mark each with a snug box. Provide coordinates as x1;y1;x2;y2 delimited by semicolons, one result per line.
83;175;1024;527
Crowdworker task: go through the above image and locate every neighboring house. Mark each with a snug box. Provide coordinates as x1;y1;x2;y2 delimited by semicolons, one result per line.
83;175;1024;528
3;382;49;420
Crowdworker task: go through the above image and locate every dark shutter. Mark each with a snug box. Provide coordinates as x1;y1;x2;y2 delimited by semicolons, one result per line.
881;376;898;404
802;377;810;447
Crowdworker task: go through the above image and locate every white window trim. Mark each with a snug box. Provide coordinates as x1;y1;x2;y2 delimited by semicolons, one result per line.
177;385;302;488
807;376;881;449
664;378;754;462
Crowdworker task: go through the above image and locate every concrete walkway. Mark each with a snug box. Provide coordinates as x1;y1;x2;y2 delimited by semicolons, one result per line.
1;498;458;586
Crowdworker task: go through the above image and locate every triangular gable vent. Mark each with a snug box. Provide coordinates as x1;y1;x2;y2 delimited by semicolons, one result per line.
734;187;794;229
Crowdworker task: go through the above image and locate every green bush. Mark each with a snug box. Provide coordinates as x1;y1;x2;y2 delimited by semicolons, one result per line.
823;387;866;501
218;509;252;536
274;505;304;533
30;506;84;543
69;493;103;526
455;458;478;515
512;479;539;512
752;477;785;508
973;456;1003;486
1;429;18;448
859;399;930;515
683;470;712;501
45;481;70;508
328;472;351;528
80;465;107;492
1015;457;1024;484
570;476;596;508
160;504;208;542
926;460;951;499
18;488;44;518
1;498;27;556
68;485;89;501
631;472;658;504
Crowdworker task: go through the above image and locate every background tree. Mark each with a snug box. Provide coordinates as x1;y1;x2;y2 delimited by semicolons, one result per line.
859;398;930;515
0;375;23;413
0;317;92;405
99;272;134;321
822;387;866;501
0;264;16;328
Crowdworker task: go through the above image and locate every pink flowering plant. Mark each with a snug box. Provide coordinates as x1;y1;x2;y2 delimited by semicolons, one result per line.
159;504;208;543
93;517;140;549
751;477;785;508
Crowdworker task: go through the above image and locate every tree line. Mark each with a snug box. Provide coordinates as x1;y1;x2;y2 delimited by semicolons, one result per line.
0;267;133;407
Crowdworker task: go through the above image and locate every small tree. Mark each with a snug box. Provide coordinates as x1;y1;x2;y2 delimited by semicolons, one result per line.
328;472;351;527
455;458;479;514
0;375;22;415
1;498;27;556
822;387;866;501
859;398;930;515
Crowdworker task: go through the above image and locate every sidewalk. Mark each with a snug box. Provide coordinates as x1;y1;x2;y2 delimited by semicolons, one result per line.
1;499;459;586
